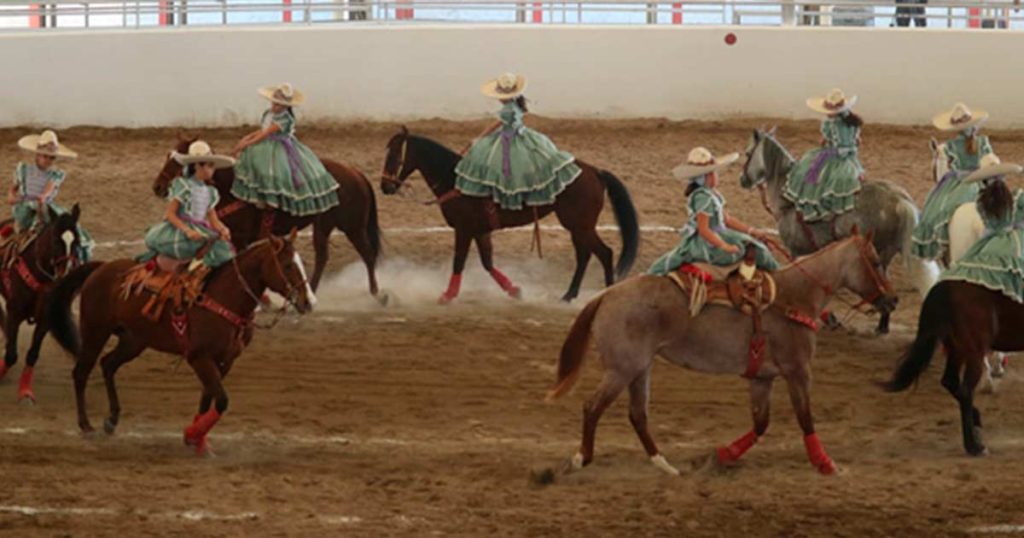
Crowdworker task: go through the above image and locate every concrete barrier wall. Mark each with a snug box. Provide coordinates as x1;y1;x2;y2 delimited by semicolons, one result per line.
1;24;1019;127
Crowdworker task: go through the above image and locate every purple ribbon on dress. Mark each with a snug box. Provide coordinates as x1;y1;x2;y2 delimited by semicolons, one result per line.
805;148;839;185
936;169;960;188
269;134;307;189
501;128;514;179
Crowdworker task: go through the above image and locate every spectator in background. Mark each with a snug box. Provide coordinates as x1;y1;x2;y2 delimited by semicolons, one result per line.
895;0;927;27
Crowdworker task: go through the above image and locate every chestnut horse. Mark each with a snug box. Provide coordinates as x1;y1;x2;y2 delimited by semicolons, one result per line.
380;127;639;303
46;233;314;455
0;206;85;402
548;233;896;475
153;137;381;298
885;279;1024;456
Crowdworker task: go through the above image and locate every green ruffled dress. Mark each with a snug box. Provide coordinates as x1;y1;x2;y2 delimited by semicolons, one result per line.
455;101;581;210
12;162;94;261
911;132;992;260
232;110;339;217
942;187;1024;302
140;176;235;268
648;186;780;275
783;114;864;222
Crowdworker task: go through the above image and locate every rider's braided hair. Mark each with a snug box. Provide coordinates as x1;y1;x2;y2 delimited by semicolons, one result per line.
978;177;1013;223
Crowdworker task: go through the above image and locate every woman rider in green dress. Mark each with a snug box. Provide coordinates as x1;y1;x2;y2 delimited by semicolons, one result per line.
139;141;236;277
455;73;581;210
783;88;865;223
8;129;94;261
231;83;339;217
912;103;994;261
942;154;1024;303
649;147;780;275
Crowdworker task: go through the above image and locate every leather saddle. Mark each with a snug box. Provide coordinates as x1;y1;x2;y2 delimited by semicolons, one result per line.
121;255;210;322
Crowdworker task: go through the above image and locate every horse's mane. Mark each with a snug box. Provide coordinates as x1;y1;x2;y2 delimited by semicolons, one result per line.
408;134;460;163
207;238;277;281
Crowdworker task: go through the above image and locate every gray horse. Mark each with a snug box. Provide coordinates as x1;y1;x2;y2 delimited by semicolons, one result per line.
547;233;897;475
740;128;931;334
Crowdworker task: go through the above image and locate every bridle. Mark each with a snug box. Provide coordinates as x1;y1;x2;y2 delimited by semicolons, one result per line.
33;220;81;281
380;136;410;191
230;238;307;329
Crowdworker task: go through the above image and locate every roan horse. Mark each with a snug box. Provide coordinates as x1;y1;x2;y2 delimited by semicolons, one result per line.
0;206;85;402
548;232;897;475
46;233;314;455
380;127;639;303
154;136;382;299
740;127;926;334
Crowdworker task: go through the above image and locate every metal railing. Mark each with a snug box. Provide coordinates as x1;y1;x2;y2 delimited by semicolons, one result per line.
0;0;1019;29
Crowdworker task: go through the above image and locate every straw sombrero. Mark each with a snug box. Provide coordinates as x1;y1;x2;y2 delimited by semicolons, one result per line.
806;88;858;115
480;73;527;100
17;130;77;159
964;153;1023;184
258;83;306;107
173;140;236;169
672;147;739;180
933;102;989;132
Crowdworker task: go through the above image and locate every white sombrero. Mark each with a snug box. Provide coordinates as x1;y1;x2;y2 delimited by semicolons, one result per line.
481;73;527;100
806;88;858;115
672;147;740;180
173;140;236;169
964;153;1023;184
258;83;306;106
933;102;989;132
18;130;77;159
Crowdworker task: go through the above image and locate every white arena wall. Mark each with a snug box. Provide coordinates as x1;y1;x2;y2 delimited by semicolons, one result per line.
0;24;1020;128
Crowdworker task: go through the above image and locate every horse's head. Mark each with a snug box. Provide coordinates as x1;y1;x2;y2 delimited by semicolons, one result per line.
740;126;778;189
153;134;195;198
840;226;898;315
261;229;316;315
381;126;414;195
929;137;951;184
37;203;83;278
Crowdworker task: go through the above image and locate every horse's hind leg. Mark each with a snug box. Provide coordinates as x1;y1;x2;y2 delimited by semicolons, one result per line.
718;377;774;466
626;367;678;475
309;219;331;293
958;355;987;456
784;366;836;474
343;227;381;300
100;335;146;435
475;233;520;299
561;231;594;303
573;373;630;471
1;312;22;382
73;328;112;435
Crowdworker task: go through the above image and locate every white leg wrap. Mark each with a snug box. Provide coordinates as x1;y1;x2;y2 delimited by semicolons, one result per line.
650;454;680;476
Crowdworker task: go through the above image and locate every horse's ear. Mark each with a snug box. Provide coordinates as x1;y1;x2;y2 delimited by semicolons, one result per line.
401;125;409;137
865;229;875;244
752;128;760;140
850;224;861;237
70;203;81;222
287;227;298;243
47;205;59;223
929;137;939;152
769;125;777;136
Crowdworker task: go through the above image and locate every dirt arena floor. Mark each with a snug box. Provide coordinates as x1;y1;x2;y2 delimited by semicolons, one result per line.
2;118;1024;537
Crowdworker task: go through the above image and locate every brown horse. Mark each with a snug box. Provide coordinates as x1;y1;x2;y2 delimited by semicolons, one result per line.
548;233;896;475
153;136;382;299
0;206;85;402
45;233;314;455
380;127;639;303
884;280;1024;456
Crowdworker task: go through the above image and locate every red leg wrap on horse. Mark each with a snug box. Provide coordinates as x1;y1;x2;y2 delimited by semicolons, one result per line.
0;362;10;382
17;366;34;402
439;273;462;303
803;432;836;474
184;409;221;443
489;268;520;297
716;430;758;464
819;311;831;323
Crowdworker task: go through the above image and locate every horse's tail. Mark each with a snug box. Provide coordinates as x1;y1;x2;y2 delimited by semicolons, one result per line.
547;294;604;401
896;195;940;296
46;261;102;357
597;170;639;280
883;281;951;392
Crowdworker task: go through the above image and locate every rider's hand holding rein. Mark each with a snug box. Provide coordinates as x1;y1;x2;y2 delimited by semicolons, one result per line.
232;107;283;157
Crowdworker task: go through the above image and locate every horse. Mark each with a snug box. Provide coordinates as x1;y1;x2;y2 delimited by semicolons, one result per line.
740;127;925;334
380;127;639;303
0;206;85;403
547;232;897;475
45;232;314;455
884;279;1024;457
153;136;382;300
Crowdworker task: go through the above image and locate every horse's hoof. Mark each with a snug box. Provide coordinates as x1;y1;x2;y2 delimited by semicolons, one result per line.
80;425;96;438
438;293;456;305
17;391;35;405
650;454;681;476
967;445;989;457
508;287;522;300
103;417;118;435
375;291;390;307
560;294;576;303
816;459;838;475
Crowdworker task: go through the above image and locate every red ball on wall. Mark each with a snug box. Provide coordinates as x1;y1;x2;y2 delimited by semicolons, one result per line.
724;33;737;45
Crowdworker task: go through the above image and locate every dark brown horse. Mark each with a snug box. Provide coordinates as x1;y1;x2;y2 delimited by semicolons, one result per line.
884;280;1024;456
380;127;639;303
46;233;314;455
153;136;382;299
0;206;85;403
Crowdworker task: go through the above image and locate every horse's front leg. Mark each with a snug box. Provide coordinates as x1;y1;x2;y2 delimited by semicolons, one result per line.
184;357;229;457
718;377;774;465
783;365;836;474
19;318;50;403
439;229;472;304
1;310;21;384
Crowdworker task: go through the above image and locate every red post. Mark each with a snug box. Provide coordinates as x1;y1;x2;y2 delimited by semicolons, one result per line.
158;0;170;25
531;2;542;22
283;0;292;22
672;2;683;24
967;7;980;28
28;3;42;28
396;0;414;19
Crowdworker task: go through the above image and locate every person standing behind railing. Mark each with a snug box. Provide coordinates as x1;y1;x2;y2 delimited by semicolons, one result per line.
894;0;927;27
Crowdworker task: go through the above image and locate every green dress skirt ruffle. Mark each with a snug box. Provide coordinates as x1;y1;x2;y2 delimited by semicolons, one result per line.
911;171;979;260
942;190;1024;303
